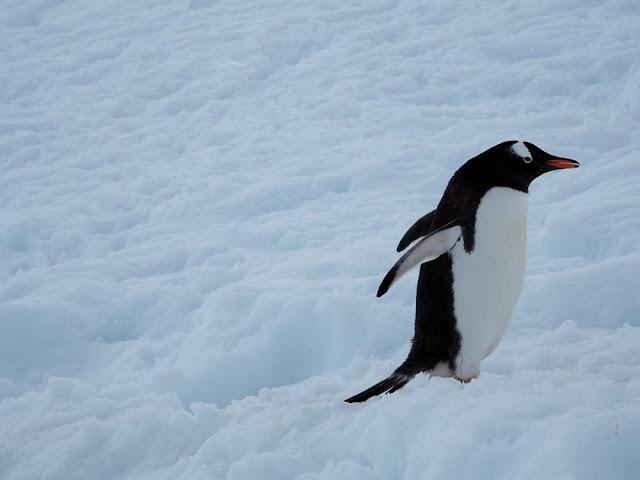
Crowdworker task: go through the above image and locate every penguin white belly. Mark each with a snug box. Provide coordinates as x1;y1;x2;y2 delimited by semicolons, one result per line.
451;187;528;380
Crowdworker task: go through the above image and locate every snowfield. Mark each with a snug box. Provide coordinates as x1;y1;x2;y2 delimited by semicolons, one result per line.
1;0;640;478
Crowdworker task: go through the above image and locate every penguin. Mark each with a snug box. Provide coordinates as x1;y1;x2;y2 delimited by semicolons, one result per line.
345;141;579;403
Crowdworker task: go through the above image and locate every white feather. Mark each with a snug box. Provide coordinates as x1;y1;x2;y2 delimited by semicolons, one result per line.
510;141;531;159
387;225;461;291
451;187;528;380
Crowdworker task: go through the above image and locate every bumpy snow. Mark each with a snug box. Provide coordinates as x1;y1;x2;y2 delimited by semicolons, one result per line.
2;0;640;479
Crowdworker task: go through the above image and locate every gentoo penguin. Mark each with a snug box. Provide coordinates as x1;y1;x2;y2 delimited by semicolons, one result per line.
345;141;579;403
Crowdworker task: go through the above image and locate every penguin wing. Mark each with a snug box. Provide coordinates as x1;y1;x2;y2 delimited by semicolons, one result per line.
377;223;462;297
396;209;436;252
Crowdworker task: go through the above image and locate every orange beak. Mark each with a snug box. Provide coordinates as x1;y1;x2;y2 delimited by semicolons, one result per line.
545;158;580;169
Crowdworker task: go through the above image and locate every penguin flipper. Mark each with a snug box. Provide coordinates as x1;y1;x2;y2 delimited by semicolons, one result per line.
396;209;435;252
377;224;462;297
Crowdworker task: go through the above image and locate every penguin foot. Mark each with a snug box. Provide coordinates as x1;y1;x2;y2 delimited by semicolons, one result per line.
456;377;471;384
454;370;480;384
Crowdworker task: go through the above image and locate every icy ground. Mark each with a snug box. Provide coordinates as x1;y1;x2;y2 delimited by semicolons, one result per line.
2;0;640;478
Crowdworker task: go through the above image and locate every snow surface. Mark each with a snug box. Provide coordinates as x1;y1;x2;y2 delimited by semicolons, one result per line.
1;0;640;478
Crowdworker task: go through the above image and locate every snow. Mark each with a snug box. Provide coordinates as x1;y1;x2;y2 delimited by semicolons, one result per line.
1;0;639;478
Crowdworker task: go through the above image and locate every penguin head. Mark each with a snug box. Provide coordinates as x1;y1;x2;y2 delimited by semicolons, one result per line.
486;140;579;192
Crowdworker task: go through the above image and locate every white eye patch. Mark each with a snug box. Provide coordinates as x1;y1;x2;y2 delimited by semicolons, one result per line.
510;141;532;160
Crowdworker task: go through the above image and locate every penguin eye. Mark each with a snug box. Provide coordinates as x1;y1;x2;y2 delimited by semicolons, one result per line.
523;156;532;164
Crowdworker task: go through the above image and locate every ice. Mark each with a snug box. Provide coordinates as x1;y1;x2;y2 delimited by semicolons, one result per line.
1;0;639;478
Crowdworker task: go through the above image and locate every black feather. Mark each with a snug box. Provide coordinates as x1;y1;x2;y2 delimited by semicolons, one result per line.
396;210;435;252
344;359;422;403
344;373;411;403
376;264;399;297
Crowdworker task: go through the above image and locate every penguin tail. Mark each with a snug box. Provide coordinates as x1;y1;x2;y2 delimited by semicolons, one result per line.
344;362;418;403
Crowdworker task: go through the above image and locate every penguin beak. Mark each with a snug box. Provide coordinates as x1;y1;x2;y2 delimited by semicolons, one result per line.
545;157;580;169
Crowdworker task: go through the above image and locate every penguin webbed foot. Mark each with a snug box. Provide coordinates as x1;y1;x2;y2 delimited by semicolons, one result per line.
454;371;480;384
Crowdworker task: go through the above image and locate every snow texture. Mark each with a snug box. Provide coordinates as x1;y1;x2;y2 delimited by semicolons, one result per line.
1;0;639;479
